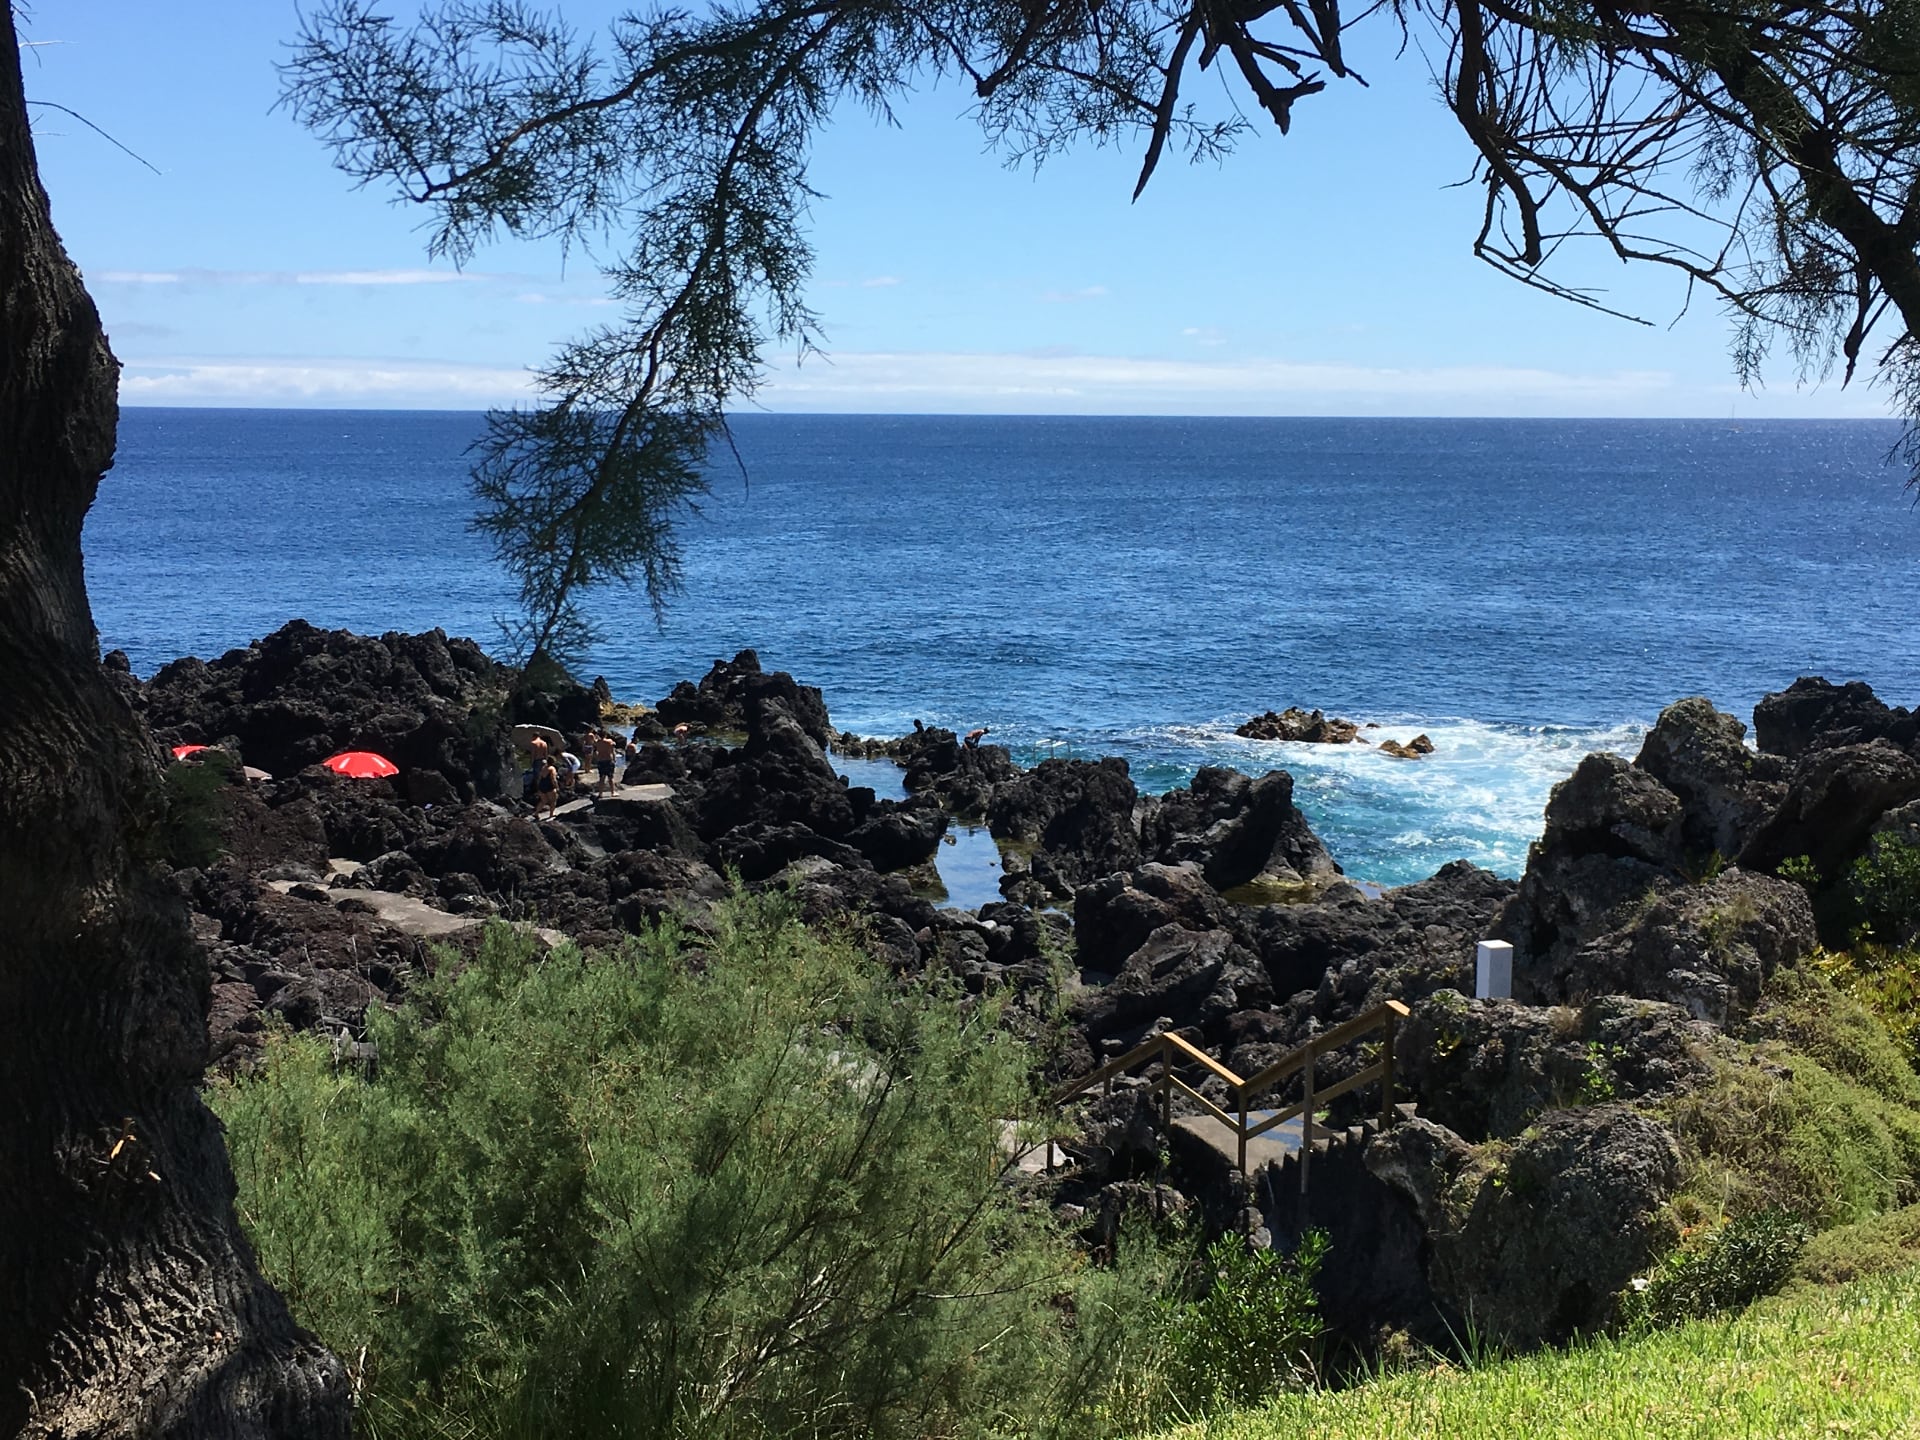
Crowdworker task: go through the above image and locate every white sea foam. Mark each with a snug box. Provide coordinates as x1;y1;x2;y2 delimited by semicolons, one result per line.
999;713;1648;887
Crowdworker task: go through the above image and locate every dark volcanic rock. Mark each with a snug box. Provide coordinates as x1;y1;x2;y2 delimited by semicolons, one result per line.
1235;707;1361;743
1754;677;1916;760
1241;861;1516;1017
691;699;857;842
1073;863;1235;975
1141;766;1341;893
895;727;1021;816
1634;697;1785;862
1399;992;1716;1140
1519;868;1814;1023
985;757;1141;896
1499;754;1687;991
139;619;513;796
1072;925;1270;1043
655;649;834;746
845;798;949;872
1738;739;1920;880
1369;1108;1681;1346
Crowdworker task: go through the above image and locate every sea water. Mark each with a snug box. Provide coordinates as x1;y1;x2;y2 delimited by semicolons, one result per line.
85;410;1920;886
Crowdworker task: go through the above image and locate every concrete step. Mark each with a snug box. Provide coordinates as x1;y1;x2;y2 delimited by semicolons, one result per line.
1170;1110;1340;1173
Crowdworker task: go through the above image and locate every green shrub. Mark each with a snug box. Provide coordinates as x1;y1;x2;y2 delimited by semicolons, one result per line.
1666;1045;1920;1228
1777;854;1821;894
1851;833;1920;944
1792;1204;1920;1288
1623;1209;1809;1328
1746;964;1920;1109
215;897;1115;1440
1815;943;1920;1066
1163;1232;1327;1415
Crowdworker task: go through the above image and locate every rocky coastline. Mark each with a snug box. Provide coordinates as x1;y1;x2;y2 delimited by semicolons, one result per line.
128;620;1920;1354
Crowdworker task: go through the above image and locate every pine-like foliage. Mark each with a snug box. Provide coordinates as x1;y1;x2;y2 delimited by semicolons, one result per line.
282;0;1920;661
217;898;1081;1440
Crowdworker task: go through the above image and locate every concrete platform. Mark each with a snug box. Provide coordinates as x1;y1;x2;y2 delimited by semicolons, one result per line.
541;782;676;820
1171;1110;1337;1172
268;874;568;948
998;1120;1068;1176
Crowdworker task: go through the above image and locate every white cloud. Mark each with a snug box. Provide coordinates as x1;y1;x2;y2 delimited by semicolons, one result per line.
1039;285;1109;304
113;346;1898;417
515;290;618;307
95;266;494;287
860;275;902;288
751;348;1897;417
119;354;534;407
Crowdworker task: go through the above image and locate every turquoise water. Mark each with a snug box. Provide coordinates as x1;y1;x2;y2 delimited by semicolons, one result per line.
86;410;1920;885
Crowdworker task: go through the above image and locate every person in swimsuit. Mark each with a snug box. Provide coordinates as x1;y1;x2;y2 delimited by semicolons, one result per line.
534;758;559;819
593;730;619;796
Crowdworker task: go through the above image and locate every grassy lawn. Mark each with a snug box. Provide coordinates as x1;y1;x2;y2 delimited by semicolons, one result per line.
1168;1264;1920;1440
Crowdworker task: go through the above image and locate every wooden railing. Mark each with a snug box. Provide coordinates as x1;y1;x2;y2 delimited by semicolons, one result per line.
1051;1000;1411;1183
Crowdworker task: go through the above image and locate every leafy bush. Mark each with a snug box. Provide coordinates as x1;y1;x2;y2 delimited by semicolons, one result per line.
216;897;1118;1440
1163;1232;1327;1415
1624;1209;1810;1328
1816;943;1920;1066
1851;833;1920;944
1777;854;1821;894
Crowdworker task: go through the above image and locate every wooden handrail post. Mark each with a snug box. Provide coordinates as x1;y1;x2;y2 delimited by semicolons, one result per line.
1237;1084;1247;1175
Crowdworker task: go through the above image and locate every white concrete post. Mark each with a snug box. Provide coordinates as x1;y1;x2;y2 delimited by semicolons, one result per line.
1475;940;1513;1001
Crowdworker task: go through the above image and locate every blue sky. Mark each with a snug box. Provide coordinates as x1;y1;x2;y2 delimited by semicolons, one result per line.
18;0;1896;416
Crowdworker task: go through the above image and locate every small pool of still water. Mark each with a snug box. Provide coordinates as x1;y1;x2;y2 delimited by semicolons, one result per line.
832;755;1009;910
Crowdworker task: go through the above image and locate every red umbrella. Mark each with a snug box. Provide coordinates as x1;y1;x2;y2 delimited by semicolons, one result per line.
170;744;208;760
322;750;399;779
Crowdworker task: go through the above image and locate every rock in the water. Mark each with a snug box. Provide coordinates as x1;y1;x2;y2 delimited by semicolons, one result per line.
845;799;950;872
1376;734;1435;759
1235;707;1362;743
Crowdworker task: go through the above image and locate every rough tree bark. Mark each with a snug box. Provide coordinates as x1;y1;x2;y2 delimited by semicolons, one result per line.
0;14;350;1437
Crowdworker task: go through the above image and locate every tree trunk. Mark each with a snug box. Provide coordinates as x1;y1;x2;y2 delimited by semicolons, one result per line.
0;16;350;1437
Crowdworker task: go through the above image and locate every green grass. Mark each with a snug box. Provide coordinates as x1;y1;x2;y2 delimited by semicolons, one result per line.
1162;1264;1920;1440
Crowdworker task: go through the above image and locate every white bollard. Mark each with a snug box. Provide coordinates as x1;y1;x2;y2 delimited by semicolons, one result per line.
1475;940;1513;1000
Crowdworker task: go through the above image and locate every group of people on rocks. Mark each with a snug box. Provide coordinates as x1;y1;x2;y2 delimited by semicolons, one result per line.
523;725;641;819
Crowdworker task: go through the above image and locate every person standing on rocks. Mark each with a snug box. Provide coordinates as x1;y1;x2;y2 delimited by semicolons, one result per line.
593;729;619;797
534;755;560;820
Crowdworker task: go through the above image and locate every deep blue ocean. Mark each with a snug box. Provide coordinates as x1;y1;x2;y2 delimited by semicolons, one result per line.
85;409;1920;887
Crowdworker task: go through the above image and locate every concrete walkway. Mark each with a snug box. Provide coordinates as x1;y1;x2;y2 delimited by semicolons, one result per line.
542;781;676;820
269;869;568;948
